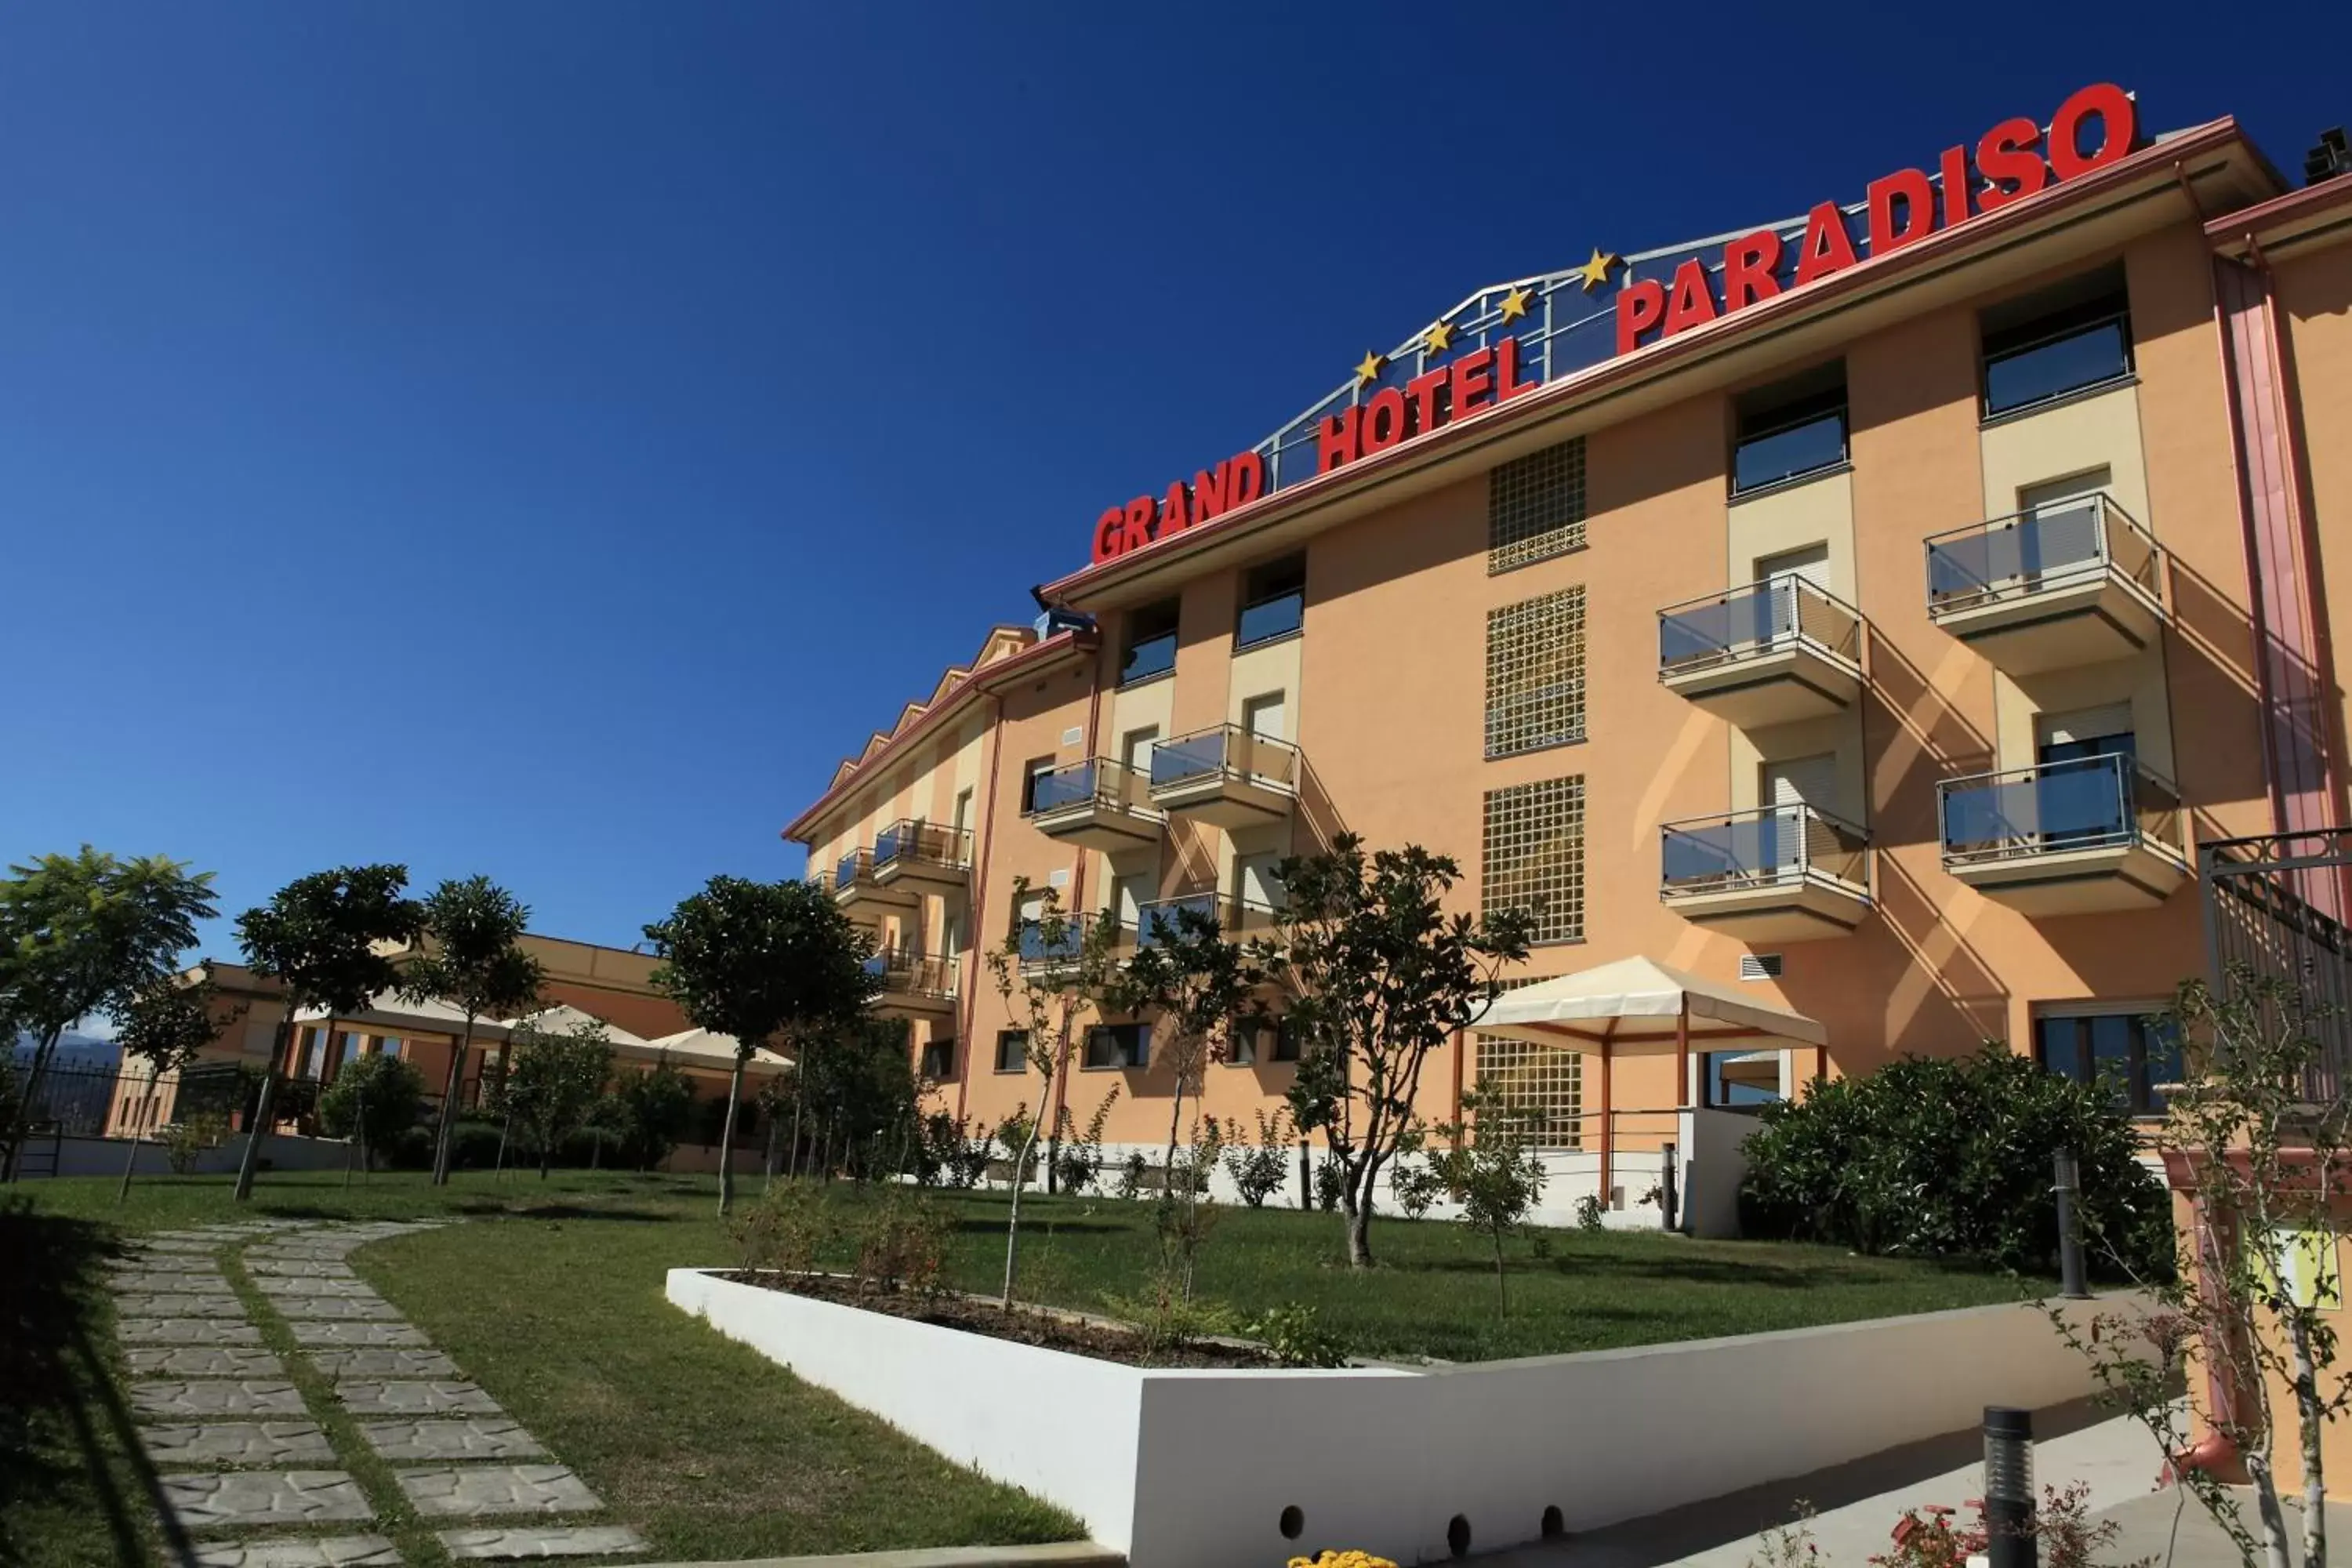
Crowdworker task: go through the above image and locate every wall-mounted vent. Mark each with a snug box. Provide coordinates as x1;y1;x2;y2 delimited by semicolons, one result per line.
1740;953;1784;981
1061;726;1084;747
1047;868;1071;889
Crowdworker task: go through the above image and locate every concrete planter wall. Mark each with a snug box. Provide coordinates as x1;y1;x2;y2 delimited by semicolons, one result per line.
670;1269;2136;1568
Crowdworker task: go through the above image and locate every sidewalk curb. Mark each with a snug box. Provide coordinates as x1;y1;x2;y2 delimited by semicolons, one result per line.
626;1544;1124;1568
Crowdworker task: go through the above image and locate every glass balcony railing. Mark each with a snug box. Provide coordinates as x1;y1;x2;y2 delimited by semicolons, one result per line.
1014;915;1124;967
1658;577;1864;677
1149;724;1300;793
1121;631;1177;686
872;818;971;873
1236;588;1305;649
1925;494;2162;618
1661;805;1871;896
1938;753;2186;866
833;849;874;891
866;946;956;1000
1022;757;1156;819
1132;892;1280;949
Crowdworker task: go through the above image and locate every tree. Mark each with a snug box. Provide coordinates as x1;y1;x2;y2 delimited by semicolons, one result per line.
402;877;544;1188
1426;1081;1549;1316
113;972;244;1200
2053;970;2352;1568
317;1051;428;1170
496;1014;612;1178
611;1055;695;1170
644;875;880;1218
1108;901;1262;1191
1261;833;1532;1269
985;881;1123;1304
0;848;219;1179
230;866;426;1202
769;1014;920;1181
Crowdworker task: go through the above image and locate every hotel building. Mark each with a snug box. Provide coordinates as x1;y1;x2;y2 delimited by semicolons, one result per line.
783;88;2352;1227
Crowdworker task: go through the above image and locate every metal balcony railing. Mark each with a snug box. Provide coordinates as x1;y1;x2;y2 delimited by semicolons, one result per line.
872;818;971;873
1022;757;1158;819
1658;578;1864;677
1148;724;1300;793
1939;753;2187;866
1924;493;2163;617
1134;892;1281;949
864;946;957;1000
1660;804;1871;895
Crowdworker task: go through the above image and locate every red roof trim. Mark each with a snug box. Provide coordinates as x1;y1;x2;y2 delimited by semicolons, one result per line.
2205;176;2352;248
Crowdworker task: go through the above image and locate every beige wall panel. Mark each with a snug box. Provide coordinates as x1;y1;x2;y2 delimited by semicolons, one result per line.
1725;467;1858;597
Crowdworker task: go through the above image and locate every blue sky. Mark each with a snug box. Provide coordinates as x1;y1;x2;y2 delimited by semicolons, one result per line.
0;3;2339;956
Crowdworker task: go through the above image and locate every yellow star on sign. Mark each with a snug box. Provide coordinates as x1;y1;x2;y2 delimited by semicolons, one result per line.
1352;350;1386;386
1422;320;1455;355
1574;247;1621;292
1496;285;1532;322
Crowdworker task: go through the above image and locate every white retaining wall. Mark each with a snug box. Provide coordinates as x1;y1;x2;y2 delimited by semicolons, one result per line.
670;1269;2136;1568
26;1132;358;1180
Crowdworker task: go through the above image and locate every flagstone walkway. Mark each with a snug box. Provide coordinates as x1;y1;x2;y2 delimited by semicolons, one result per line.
110;1218;650;1567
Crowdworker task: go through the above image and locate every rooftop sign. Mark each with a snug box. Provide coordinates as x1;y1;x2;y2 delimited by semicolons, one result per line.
1083;82;2138;568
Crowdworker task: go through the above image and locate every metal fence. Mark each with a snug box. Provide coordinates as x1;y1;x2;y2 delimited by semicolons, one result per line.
13;1062;124;1137
2201;828;2352;1102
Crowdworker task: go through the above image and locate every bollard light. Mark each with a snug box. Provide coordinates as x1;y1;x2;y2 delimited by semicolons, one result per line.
1983;1406;2036;1568
2053;1148;2089;1300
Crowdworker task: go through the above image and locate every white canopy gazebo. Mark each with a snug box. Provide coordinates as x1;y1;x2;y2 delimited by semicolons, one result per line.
1475;956;1826;1209
292;991;514;1043
637;1026;795;1078
501;1003;649;1050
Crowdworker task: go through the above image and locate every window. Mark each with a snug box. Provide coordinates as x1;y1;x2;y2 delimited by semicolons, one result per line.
1083;1022;1151;1070
1019;757;1056;814
1704;1050;1784;1109
920;1036;956;1080
1733;363;1848;495
1120;600;1179;685
1237;555;1306;648
1269;1017;1301;1063
1981;266;2132;418
1226;1018;1258;1066
1486;585;1586;758
1483;775;1586;944
2035;1008;2179;1116
1489;437;1587;573
994;1029;1029;1074
1473;1032;1583;1147
952;787;974;837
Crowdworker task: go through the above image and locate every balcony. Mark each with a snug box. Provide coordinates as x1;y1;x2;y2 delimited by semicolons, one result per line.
870;819;971;896
865;947;956;1017
1925;495;2168;673
1938;753;2190;915
1147;724;1298;829
1658;579;1863;728
1134;892;1281;949
1015;913;1132;975
1023;759;1164;854
832;849;916;911
1660;805;1874;941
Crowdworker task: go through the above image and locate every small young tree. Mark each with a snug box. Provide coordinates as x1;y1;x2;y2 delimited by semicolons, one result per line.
1263;833;1532;1269
317;1051;428;1171
0;848;220;1180
1109;902;1261;1192
644;875;880;1217
985;880;1123;1305
498;1014;613;1178
2054;969;2352;1568
232;866;426;1202
1427;1081;1550;1316
403;877;545;1188
113;972;243;1200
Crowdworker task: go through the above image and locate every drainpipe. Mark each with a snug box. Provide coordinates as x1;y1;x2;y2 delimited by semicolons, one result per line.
955;694;1005;1126
1045;657;1105;1171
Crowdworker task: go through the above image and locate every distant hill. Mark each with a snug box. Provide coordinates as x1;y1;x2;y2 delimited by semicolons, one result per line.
9;1029;121;1071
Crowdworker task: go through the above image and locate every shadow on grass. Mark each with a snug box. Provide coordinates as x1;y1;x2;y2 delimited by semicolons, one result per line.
0;1198;196;1566
447;1202;685;1224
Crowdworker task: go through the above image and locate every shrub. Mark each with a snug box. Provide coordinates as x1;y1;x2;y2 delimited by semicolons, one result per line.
1389;1158;1443;1220
316;1053;427;1162
1250;1302;1351;1368
1223;1110;1290;1209
1312;1155;1346;1212
161;1112;227;1175
1100;1274;1239;1359
730;1180;833;1277
444;1116;505;1171
1573;1194;1606;1232
1113;1150;1151;1200
384;1126;436;1171
851;1192;948;1296
1739;1044;2171;1279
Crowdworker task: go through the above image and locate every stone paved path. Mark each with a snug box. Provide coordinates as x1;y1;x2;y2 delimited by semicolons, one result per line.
108;1220;650;1566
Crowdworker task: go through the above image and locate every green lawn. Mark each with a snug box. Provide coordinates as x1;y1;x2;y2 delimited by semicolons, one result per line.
4;1169;2044;1565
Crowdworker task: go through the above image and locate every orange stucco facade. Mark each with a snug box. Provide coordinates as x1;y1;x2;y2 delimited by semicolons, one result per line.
789;111;2352;1238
